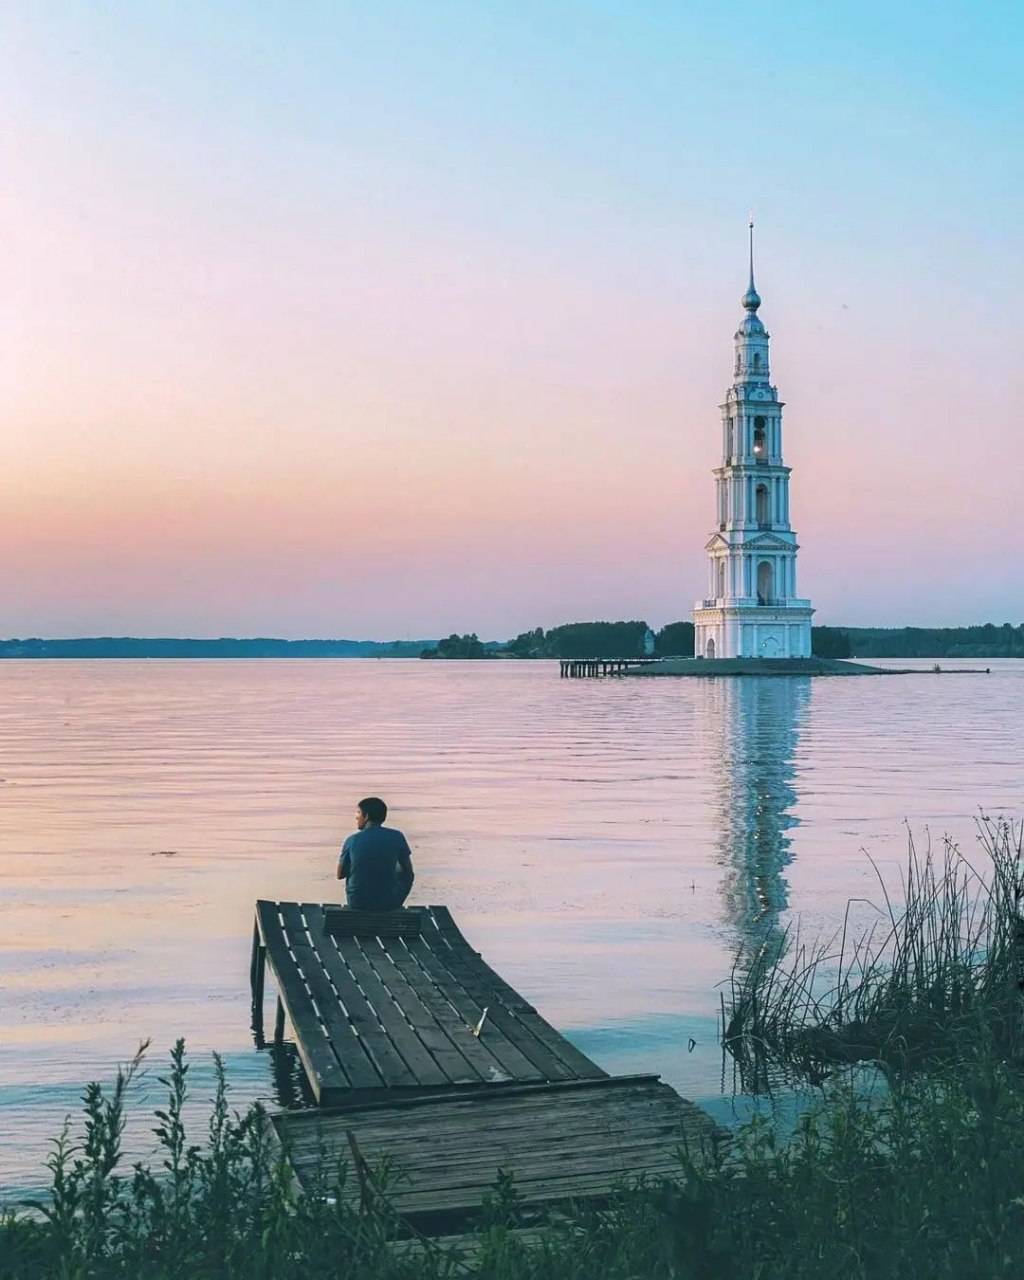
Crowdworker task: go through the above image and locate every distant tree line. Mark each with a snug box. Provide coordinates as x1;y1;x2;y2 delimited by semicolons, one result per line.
0;637;428;659
5;622;1021;662
504;621;695;659
810;624;1024;659
502;621;1024;661
843;623;1024;659
420;633;494;659
811;627;853;658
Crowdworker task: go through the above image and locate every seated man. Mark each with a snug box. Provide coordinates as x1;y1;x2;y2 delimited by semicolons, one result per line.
337;796;415;911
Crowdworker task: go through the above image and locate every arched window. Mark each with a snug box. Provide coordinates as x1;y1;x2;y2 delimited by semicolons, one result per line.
753;416;766;457
706;637;716;659
753;352;762;371
755;484;770;524
757;560;774;604
716;560;726;597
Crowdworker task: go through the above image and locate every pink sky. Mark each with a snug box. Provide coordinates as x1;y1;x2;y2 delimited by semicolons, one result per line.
2;4;1021;638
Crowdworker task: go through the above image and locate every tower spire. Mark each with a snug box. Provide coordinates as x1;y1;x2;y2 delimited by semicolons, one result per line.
742;212;761;312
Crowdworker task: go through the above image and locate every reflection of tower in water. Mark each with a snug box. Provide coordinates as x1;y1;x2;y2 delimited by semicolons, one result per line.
698;677;810;963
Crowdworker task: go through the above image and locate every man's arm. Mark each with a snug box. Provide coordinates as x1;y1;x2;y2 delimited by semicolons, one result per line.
396;832;414;897
337;846;351;882
396;851;415;897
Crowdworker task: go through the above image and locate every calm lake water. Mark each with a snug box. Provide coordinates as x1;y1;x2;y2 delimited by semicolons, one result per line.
1;657;1021;1197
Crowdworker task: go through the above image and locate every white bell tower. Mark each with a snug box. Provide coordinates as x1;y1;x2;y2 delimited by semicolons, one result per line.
693;223;814;660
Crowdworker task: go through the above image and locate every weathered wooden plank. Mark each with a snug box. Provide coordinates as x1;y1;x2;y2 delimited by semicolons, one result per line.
413;932;576;1081
422;908;606;1081
353;934;486;1085
288;1120;696;1176
383;938;518;1083
275;902;386;1094
279;1091;674;1143
391;1166;689;1215
305;902;476;1086
277;1076;665;1148
427;906;537;1010
284;1091;701;1158
279;906;383;1092
401;935;544;1083
274;1080;721;1160
254;902;350;1102
332;932;451;1088
468;1003;576;1081
424;908;530;1006
304;1139;701;1215
298;904;418;1089
277;1095;723;1217
323;906;424;938
349;1123;697;1176
318;1073;661;1114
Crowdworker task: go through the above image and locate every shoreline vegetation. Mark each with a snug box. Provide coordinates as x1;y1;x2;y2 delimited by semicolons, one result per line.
2;620;1023;662
3;821;1022;1279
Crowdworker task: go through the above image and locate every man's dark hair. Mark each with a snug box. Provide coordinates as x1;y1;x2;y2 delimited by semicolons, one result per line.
358;796;388;825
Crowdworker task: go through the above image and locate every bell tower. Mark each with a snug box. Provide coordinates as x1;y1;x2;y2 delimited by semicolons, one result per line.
692;222;814;660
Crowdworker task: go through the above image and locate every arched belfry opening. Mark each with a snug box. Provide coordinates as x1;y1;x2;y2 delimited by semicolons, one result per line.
757;560;774;604
706;638;716;659
755;484;770;524
753;417;766;457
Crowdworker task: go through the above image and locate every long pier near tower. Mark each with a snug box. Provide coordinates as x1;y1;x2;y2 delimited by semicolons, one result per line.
249;901;724;1234
558;656;662;677
556;656;988;679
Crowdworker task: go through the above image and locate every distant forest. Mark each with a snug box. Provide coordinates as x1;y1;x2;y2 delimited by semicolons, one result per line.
2;621;1022;660
0;637;428;659
493;620;1024;660
500;620;1024;660
836;623;1024;660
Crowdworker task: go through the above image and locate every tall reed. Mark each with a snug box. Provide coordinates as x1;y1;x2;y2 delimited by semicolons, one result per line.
723;816;1024;1088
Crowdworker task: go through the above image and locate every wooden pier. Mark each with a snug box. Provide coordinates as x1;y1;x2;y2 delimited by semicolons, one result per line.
250;901;724;1232
559;656;662;678
250;902;605;1104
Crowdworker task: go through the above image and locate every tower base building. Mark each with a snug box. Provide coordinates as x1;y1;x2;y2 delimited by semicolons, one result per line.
693;227;813;660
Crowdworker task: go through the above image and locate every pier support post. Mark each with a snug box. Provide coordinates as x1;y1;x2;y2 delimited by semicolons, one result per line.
250;919;267;1040
274;994;286;1045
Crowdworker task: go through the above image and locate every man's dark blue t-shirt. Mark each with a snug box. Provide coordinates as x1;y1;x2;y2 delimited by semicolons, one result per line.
339;825;413;910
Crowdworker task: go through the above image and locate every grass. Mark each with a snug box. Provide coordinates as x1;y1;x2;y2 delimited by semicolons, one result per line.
723;816;1024;1087
4;1040;1024;1278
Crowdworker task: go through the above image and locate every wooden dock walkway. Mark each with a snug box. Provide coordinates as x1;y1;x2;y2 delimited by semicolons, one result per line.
559;656;662;678
251;902;606;1104
250;900;724;1232
270;1075;719;1231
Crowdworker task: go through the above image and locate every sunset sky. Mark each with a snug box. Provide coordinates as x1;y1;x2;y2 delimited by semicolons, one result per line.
3;1;1021;639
